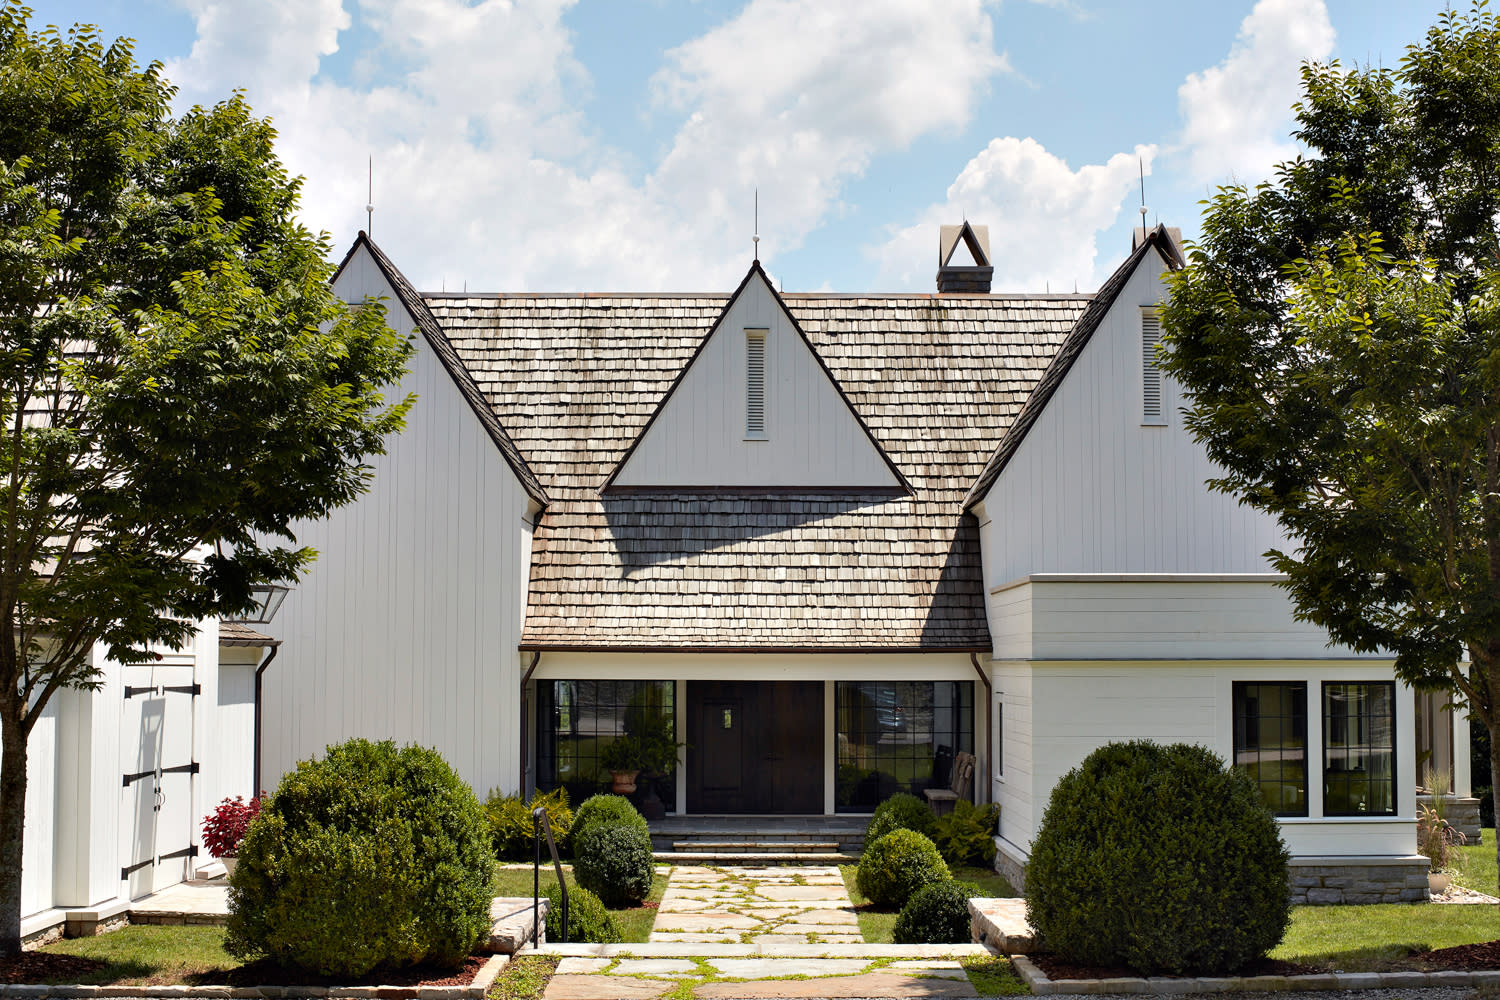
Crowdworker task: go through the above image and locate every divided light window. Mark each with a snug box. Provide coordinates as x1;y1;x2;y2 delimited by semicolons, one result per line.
1232;682;1307;817
1323;681;1396;817
1141;308;1165;425
746;329;767;439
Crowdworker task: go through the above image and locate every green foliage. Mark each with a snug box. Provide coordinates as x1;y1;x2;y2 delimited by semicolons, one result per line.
1025;741;1291;976
865;793;936;845
0;3;412;952
569;794;649;851
224;740;492;978
856;829;950;910
893;880;972;944
933;800;999;867
483;788;572;861
544;884;620;945
571;823;655;909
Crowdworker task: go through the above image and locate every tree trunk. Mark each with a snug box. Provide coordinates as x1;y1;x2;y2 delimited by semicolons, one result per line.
0;694;29;958
1489;721;1500;899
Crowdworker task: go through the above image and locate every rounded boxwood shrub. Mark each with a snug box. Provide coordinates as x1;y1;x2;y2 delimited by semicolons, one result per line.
856;829;950;910
571;822;655;908
1025;740;1292;976
569;794;649;852
225;739;492;977
893;880;972;944
865;792;936;846
545;883;620;944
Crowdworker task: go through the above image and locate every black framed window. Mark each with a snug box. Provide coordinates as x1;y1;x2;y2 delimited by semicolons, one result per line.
1232;682;1307;816
535;680;676;811
1323;681;1396;817
835;681;972;813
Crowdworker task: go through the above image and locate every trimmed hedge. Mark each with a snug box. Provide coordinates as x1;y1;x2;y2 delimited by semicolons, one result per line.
893;880;972;944
1025;740;1292;976
570;794;649;851
225;739;492;977
572;822;655;908
865;793;936;846
545;884;620;944
856;829;950;910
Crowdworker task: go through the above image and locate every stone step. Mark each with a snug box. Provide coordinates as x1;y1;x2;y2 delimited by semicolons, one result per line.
670;840;841;852
530;941;992;959
652;850;861;865
487;895;547;954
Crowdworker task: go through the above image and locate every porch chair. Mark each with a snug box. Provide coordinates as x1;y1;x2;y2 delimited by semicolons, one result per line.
924;750;975;817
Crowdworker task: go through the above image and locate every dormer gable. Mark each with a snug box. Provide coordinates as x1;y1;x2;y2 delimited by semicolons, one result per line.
604;263;908;493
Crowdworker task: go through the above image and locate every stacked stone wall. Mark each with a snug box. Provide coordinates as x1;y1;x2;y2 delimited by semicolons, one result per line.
1288;858;1429;904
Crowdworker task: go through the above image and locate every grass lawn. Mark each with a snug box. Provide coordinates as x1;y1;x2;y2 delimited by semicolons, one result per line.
1270;903;1500;972
38;925;236;985
840;863;1016;944
1453;830;1498;896
492;861;669;942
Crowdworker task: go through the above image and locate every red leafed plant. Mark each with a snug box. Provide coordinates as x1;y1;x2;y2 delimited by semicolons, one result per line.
202;794;262;858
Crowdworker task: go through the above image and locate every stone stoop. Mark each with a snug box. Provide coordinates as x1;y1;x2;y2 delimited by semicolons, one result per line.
968;897;1034;954
648;817;866;865
487;896;548;954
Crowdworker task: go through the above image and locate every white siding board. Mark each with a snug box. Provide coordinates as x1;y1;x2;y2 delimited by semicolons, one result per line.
613;273;899;489
261;246;531;797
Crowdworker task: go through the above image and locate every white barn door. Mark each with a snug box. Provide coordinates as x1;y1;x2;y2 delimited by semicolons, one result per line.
119;661;199;900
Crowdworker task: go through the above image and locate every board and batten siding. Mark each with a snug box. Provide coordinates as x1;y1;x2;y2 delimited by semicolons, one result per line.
971;251;1284;591
260;246;535;798
612;272;899;489
20;700;57;918
990;662;1033;852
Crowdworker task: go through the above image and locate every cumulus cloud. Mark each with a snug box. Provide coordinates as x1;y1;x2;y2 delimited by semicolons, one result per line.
868;138;1156;292
163;0;1012;291
1176;0;1335;186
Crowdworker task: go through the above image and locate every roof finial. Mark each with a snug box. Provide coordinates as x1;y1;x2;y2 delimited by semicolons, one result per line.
366;155;374;237
753;188;760;262
1138;157;1148;243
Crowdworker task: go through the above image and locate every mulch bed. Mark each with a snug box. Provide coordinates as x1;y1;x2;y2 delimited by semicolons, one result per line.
199;954;489;988
1413;940;1500;971
1028;952;1319;981
0;953;107;984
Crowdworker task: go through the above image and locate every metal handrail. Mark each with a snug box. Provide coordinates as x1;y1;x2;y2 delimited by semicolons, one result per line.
532;806;568;946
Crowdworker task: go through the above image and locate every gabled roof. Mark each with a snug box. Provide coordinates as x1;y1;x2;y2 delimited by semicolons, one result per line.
599;261;913;495
332;233;549;508
962;225;1183;511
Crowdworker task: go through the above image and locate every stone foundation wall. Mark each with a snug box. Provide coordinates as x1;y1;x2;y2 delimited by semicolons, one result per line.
1288;856;1430;904
992;839;1027;894
1418;793;1483;845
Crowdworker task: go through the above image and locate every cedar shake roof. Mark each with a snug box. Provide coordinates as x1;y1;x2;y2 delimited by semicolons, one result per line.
219;621;280;647
424;280;1089;650
963;225;1183;511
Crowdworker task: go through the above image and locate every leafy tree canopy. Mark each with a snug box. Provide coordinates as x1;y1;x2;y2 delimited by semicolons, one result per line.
0;4;412;954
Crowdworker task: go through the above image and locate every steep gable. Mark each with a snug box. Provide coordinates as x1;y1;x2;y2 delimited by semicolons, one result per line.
605;263;908;492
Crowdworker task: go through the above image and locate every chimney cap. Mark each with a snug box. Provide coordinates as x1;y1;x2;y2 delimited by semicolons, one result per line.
939;222;991;267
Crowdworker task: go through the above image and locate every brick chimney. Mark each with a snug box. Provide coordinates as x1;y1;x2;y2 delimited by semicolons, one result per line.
937;222;993;293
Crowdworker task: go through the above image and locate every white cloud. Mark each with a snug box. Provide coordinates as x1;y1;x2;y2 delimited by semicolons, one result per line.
868;138;1156;292
1176;0;1335;186
162;0;1012;291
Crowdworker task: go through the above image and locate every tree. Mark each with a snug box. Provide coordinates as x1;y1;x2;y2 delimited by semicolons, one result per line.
1160;2;1500;889
0;7;413;955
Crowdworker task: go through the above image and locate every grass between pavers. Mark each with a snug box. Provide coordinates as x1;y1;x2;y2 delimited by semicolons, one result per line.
493;861;670;943
839;863;1016;944
37;925;236;985
487;954;557;1000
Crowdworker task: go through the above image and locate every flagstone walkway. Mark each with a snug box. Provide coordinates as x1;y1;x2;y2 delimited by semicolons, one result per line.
540;864;991;998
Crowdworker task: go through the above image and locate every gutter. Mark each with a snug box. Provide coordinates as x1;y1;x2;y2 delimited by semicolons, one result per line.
519;651;542;795
252;643;282;795
971;652;992;807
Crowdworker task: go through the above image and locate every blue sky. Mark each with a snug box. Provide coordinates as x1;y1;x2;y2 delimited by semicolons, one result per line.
35;1;1451;293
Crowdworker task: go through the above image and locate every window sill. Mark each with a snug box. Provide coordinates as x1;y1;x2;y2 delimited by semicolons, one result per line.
1277;815;1411;824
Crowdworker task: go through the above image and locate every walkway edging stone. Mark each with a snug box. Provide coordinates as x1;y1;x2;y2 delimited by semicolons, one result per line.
1012;954;1500;995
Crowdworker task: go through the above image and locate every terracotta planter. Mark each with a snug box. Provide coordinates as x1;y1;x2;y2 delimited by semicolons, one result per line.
611;769;639;794
1428;871;1449;895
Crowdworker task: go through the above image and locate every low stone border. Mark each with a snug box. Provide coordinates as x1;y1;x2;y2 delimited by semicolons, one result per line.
1011;954;1500;995
0;954;508;1000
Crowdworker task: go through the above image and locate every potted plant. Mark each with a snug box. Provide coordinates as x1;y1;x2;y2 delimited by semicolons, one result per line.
1417;802;1465;895
201;794;262;876
599;737;644;794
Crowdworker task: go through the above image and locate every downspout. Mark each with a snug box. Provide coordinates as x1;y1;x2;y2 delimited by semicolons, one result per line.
520;651;542;795
970;653;992;805
252;643;281;795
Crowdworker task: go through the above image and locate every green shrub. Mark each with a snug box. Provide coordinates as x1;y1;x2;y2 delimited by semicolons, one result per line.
545;883;620;944
865;793;936;846
484;787;572;861
225;739;492;977
933;800;999;867
893;880;972;944
570;793;649;852
856;828;950;910
1025;740;1292;976
572;822;655;908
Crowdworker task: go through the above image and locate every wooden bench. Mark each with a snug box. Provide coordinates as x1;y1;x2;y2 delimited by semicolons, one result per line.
924;750;975;817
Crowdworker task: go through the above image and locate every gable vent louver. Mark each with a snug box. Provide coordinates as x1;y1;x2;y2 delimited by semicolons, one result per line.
1142;310;1164;424
746;330;767;437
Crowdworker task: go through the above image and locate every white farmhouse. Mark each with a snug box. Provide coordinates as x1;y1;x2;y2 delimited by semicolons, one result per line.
248;223;1468;904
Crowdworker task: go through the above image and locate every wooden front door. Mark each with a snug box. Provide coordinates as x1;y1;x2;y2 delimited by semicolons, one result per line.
686;681;823;813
